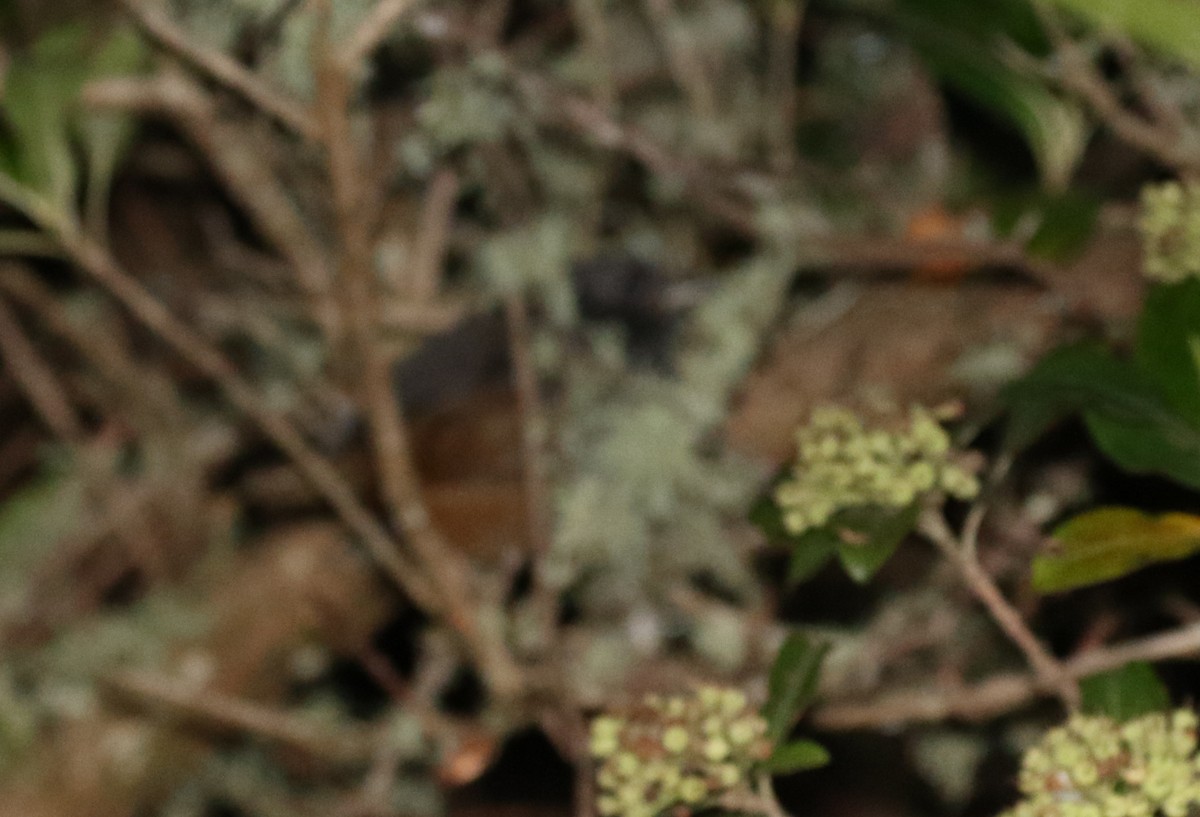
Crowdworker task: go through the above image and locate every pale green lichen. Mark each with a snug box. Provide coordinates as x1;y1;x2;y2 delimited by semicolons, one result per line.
1140;181;1200;283
1003;711;1200;817
590;686;771;817
774;405;979;535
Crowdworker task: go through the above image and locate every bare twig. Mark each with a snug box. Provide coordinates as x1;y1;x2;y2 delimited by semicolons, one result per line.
920;508;1080;710
313;1;522;697
0;262;183;426
0;294;83;439
406;167;460;302
83;73;339;336
643;0;717;120
342;0;422;65
815;620;1200;730
504;296;554;558
12;193;439;614
1028;0;1200;171
121;0;320;140
107;668;377;765
568;0;617;111
0;230;63;259
765;0;805;172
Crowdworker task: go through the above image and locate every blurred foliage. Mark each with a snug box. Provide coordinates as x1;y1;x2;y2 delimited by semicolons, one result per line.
4;0;1200;815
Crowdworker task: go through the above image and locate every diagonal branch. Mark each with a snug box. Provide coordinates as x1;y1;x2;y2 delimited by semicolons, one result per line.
919;508;1080;710
121;0;321;140
815;620;1200;730
312;0;522;697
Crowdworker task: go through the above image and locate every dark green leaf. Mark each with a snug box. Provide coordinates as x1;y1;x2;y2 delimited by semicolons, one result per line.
763;634;828;741
1080;662;1170;721
1002;343;1131;452
1135;279;1200;425
748;491;836;585
1084;409;1200;491
787;529;838;584
833;503;920;583
749;492;791;543
1003;343;1200;488
1024;192;1101;263
888;1;1085;189
763;739;831;775
1034;507;1200;593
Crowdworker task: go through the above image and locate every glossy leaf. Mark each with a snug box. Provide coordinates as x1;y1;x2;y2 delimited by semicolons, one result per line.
833;503;920;584
763;739;831;775
1034;507;1200;593
763;634;828;741
1002;343;1134;452
1135;279;1200;426
1003;343;1200;489
1084;410;1200;490
1080;662;1170;721
891;3;1086;189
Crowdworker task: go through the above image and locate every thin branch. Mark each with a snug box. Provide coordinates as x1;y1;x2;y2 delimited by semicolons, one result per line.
814;620;1200;730
406;166;459;302
342;0;421;65
14;194;439;614
0;294;83;439
107;669;377;765
0;229;64;259
0;262;184;426
920;508;1080;710
643;0;717;121
313;1;522;698
764;0;805;172
121;0;321;141
1028;0;1200;172
505;296;554;559
83;73;339;336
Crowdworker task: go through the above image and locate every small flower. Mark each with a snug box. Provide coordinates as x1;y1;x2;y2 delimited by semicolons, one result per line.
662;726;690;754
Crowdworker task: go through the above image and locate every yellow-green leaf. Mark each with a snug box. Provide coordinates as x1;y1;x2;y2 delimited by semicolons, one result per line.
1047;0;1200;71
1034;507;1200;593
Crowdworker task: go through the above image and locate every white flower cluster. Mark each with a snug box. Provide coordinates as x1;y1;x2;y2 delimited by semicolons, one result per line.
774;406;979;535
1005;711;1200;817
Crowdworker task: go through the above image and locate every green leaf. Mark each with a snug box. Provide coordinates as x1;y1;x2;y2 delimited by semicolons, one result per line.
763;739;831;775
1046;0;1200;71
787;529;838;585
890;1;1087;189
1083;409;1200;490
748;492;836;585
1024;192;1102;263
1135;279;1200;425
833;503;920;583
762;634;828;741
1;24;91;209
77;26;147;237
1034;507;1200;593
1002;343;1130;451
1080;662;1170;721
1003;343;1200;489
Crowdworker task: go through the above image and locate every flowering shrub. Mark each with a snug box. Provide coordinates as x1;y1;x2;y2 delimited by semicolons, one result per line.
590;686;772;817
773;405;979;536
1005;711;1200;817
